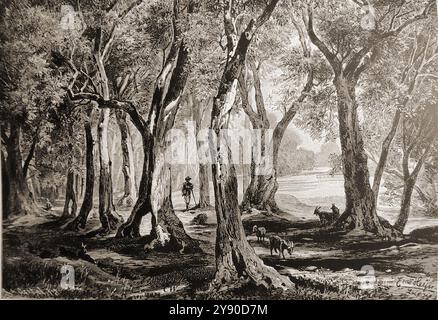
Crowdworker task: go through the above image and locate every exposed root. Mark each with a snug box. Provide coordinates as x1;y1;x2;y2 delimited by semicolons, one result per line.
62;215;88;231
212;242;293;292
116;221;141;238
144;225;171;251
84;210;124;237
335;211;403;240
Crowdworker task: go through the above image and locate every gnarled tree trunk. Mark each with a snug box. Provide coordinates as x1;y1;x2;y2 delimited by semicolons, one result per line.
64;108;95;230
3;123;37;218
116;110;137;207
116;4;197;251
372;110;401;203
333;76;398;237
62;168;77;217
241;128;278;213
96;108;123;234
148;142;197;251
239;63;276;213
190;94;211;208
211;88;289;290
116;134;198;251
240;29;313;213
116;134;150;238
198;163;210;208
394;178;416;232
210;0;291;290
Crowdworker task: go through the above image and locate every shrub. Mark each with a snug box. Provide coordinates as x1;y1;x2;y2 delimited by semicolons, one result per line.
192;213;208;225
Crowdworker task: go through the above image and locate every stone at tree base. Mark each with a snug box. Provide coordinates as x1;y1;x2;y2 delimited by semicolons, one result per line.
305;266;318;272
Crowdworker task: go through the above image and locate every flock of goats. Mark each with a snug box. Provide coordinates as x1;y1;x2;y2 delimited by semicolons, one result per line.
251;204;340;259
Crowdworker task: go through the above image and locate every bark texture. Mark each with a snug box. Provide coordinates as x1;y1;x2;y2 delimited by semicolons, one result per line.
116;110;137;207
116;1;198;252
96;108;123;233
239;18;313;214
394;112;437;232
303;5;421;237
2;123;38;218
210;0;291;290
190;94;211;208
64;108;95;230
62;168;77;217
333;76;392;235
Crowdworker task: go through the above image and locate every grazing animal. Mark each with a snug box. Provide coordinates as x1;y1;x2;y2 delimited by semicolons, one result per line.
269;235;293;259
331;203;340;221
314;205;339;226
252;225;267;242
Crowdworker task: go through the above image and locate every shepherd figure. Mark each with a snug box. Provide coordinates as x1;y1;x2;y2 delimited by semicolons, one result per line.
182;176;194;211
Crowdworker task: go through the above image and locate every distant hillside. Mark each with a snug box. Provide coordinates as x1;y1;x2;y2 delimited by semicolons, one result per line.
278;130;316;176
315;142;341;167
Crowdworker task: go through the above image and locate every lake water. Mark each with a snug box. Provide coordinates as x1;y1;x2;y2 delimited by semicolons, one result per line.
165;167;438;235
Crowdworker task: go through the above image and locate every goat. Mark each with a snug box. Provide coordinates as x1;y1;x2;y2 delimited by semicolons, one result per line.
331;203;340;221
252;225;267;242
269;235;294;259
314;205;339;226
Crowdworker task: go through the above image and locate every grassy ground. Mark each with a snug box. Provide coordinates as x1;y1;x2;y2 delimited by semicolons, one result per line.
2;193;438;300
244;209;438;300
2;170;438;299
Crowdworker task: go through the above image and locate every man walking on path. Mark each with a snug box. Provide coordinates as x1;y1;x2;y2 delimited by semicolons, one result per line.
182;176;194;211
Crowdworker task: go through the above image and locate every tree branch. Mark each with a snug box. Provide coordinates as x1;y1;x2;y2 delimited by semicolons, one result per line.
305;4;341;74
238;69;260;127
67;89;146;134
22;126;40;178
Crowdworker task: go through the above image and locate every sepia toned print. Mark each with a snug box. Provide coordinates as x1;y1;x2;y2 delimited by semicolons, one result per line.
0;0;437;300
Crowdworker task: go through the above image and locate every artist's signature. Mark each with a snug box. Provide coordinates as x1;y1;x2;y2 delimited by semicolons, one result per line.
378;277;436;292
